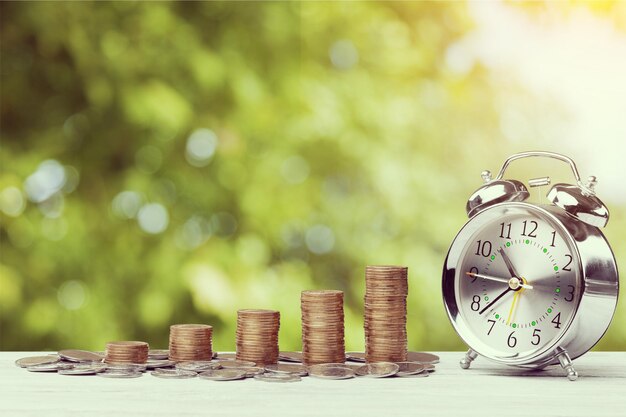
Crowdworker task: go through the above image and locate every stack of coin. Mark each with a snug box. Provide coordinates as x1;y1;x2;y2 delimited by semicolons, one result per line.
364;266;408;363
105;341;149;364
169;324;213;362
301;290;345;365
235;309;280;365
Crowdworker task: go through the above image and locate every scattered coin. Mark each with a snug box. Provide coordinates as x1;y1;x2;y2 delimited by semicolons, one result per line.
254;373;301;383
58;350;104;363
215;352;236;360
106;363;147;372
308;366;355;380
301;290;345;366
307;363;355;373
26;362;74;372
146;359;175;369
97;370;143;379
264;363;308;376
235;366;265;377
406;352;440;365
345;352;366;362
150;369;197;379
176;361;222;372
15;355;60;368
148;349;170;360
198;369;247;381
59;364;107;375
422;363;436;372
236;309;280;365
398;371;429;378
278;351;303;363
355;362;400;378
220;360;256;368
394;362;426;377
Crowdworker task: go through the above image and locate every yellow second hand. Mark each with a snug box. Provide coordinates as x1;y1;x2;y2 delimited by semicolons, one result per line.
506;291;521;325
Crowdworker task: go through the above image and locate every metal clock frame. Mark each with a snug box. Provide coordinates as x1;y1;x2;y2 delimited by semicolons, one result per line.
442;201;618;380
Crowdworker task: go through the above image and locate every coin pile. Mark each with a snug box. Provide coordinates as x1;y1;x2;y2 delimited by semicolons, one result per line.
301;290;345;365
236;309;280;365
105;341;149;364
169;324;213;362
364;266;408;363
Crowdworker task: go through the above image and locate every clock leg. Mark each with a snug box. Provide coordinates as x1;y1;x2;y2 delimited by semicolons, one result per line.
556;349;578;381
460;349;478;369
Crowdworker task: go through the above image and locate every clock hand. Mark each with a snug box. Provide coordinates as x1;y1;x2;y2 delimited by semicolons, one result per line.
499;248;521;279
465;272;533;290
478;286;512;315
506;290;522;325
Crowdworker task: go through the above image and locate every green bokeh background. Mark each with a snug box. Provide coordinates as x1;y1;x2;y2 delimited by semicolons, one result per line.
1;1;624;352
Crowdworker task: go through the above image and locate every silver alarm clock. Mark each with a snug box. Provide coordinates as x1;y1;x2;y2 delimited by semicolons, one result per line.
442;151;619;381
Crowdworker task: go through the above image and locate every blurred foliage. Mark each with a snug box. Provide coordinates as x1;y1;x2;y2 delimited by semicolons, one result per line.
1;1;624;353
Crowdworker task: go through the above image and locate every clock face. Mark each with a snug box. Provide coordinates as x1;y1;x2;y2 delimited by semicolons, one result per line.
454;207;581;360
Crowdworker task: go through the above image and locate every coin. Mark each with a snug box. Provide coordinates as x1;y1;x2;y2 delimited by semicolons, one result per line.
278;351;303;363
364;266;408;363
58;350;105;363
169;324;213;362
106;363;147;372
355;362;400;378
301;290;345;366
345;352;366;362
254;373;301;383
105;341;149;364
26;362;74;372
394;362;425;376
406;352;440;364
308;366;355;380
176;361;222;372
214;352;237;360
236;309;280;365
150;369;197;379
422;363;436;372
220;360;256;368
148;349;170;360
15;355;60;368
59;364;107;375
198;369;247;381
97;370;143;378
264;364;308;376
146;359;175;369
234;366;265;377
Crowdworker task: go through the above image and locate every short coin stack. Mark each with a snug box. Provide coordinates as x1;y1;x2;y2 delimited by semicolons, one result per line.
236;309;280;365
301;290;345;365
169;324;213;362
105;341;149;364
364;266;408;363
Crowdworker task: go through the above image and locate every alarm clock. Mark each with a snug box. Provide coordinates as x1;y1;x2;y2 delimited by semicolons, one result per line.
442;151;619;381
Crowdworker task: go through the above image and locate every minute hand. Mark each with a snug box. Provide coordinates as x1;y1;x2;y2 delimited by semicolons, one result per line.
465;272;533;290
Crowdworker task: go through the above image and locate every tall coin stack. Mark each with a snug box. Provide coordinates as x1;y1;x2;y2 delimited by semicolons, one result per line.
168;324;213;362
301;290;345;365
236;309;280;365
105;341;149;364
364;265;408;363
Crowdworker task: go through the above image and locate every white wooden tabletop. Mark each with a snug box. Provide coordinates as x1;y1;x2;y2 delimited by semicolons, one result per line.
0;352;624;417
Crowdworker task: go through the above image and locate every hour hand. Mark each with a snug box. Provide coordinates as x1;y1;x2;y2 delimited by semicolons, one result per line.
499;248;521;279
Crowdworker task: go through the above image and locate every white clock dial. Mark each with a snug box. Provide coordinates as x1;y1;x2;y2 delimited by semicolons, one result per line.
455;213;581;359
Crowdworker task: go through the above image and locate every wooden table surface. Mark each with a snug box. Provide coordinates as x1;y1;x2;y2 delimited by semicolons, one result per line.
1;351;624;417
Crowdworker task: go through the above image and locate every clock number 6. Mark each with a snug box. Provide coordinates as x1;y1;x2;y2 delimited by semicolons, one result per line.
507;331;517;348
